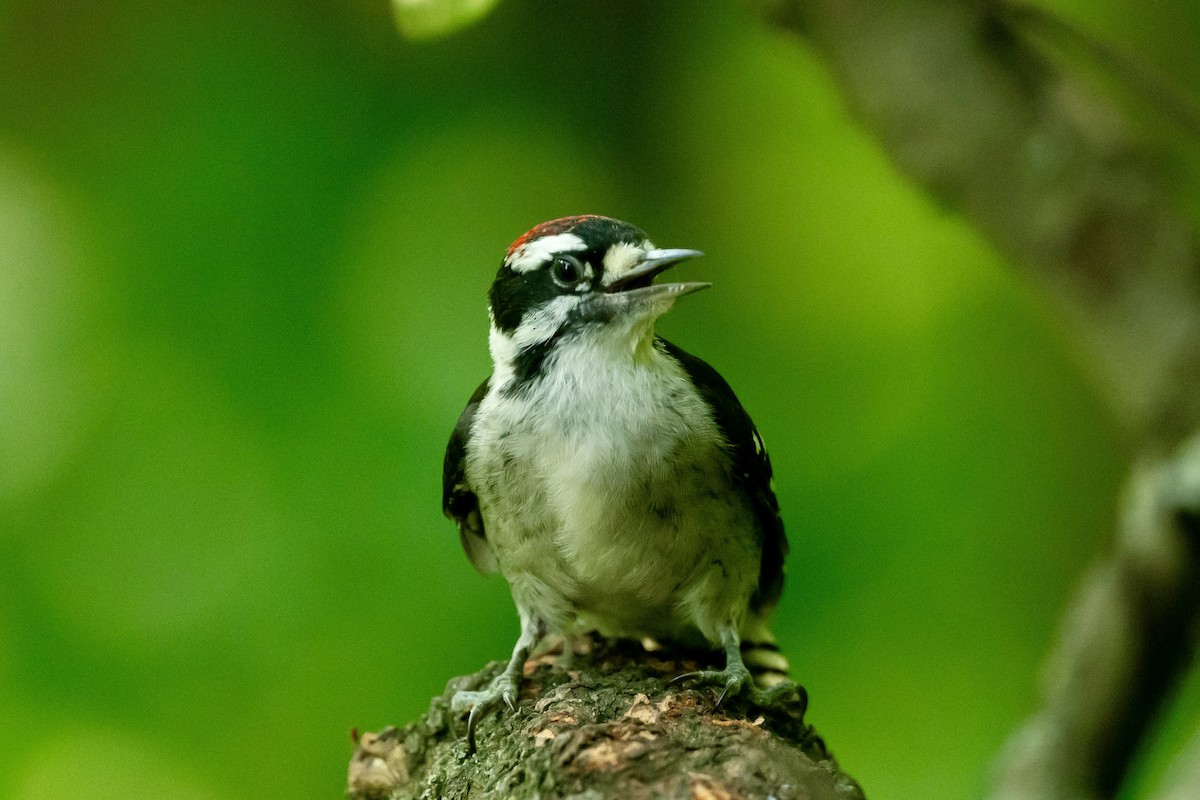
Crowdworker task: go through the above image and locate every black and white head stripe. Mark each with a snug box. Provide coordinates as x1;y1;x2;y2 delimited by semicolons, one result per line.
505;230;587;273
489;216;654;334
485;216;710;394
502;215;651;274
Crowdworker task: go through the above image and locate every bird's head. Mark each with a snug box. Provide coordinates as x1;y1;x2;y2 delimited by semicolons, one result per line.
487;215;707;384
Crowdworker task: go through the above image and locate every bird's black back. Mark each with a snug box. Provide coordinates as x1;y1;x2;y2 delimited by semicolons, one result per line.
656;337;789;614
443;377;495;573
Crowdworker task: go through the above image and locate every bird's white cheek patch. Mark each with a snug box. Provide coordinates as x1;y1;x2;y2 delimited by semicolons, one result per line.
489;325;519;367
507;233;588;273
601;240;653;287
513;296;575;348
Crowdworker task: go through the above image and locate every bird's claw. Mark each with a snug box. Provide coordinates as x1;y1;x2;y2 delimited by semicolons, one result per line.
450;674;520;755
450;689;485;714
670;665;753;707
754;679;803;707
676;671;796;705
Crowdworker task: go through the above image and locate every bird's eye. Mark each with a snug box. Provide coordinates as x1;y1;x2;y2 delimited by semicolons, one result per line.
550;255;585;287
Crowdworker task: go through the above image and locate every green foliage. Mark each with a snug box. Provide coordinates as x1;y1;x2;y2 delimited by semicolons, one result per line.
0;1;1195;799
392;0;501;40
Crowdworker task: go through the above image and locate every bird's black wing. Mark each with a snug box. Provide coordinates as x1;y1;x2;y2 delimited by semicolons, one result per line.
657;338;789;613
443;377;498;573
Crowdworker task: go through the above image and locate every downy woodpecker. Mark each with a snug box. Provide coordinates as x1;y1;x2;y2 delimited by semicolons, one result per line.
443;215;791;752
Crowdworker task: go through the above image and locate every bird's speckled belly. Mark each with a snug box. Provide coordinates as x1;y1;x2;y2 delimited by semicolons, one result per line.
468;391;758;646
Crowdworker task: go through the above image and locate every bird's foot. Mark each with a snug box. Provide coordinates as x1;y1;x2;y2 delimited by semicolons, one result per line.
670;662;754;707
672;667;802;709
752;679;805;709
450;673;520;755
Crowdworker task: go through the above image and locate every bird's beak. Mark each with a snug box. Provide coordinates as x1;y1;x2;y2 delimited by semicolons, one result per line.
605;248;710;301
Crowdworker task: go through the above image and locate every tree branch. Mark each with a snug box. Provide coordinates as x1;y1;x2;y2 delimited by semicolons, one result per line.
751;0;1200;443
745;1;1200;797
990;441;1200;798
347;638;864;799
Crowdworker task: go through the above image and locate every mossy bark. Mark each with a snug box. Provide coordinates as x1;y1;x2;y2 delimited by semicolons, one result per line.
348;638;864;799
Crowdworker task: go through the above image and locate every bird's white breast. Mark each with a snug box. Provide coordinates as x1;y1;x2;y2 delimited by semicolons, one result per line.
466;333;756;643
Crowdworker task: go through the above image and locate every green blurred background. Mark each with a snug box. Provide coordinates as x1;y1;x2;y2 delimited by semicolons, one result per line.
1;1;1197;798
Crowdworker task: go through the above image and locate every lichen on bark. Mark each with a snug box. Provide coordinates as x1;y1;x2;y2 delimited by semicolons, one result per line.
348;637;864;799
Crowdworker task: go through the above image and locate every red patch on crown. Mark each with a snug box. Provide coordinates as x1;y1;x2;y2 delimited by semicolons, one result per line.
505;215;606;259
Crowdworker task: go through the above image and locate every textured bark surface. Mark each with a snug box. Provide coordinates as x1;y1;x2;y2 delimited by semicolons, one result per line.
347;638;864;800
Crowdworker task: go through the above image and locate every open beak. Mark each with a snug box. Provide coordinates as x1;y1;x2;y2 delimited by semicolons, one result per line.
605;248;710;300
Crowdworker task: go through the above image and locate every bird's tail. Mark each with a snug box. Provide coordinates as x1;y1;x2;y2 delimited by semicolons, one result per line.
741;615;790;688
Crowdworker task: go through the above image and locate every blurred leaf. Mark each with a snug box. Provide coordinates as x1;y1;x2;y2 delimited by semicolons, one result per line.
0;148;109;509
391;0;500;39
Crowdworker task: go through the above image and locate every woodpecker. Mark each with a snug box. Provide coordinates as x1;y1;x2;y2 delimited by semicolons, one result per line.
443;215;791;752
